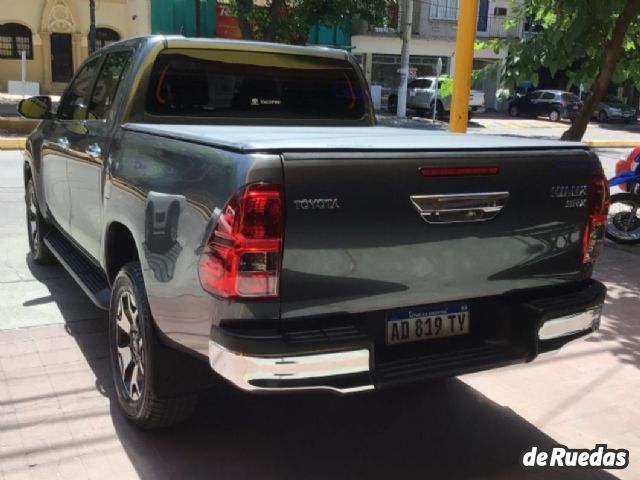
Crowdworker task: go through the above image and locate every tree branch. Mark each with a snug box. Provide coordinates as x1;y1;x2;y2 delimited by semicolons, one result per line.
562;0;640;140
236;0;255;40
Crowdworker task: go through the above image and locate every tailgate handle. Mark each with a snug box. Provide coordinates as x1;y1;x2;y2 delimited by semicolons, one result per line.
410;192;509;224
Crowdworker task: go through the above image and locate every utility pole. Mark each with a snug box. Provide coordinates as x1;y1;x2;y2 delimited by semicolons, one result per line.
396;0;413;118
449;0;479;133
89;0;96;54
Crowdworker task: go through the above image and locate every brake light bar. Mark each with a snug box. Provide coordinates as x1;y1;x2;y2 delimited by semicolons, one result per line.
199;183;283;298
420;166;499;177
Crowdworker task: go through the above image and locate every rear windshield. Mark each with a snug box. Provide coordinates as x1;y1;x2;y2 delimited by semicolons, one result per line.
561;93;580;102
146;49;366;121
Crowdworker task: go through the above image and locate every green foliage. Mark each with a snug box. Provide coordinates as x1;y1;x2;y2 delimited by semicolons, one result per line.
231;0;388;44
489;0;640;91
437;65;498;99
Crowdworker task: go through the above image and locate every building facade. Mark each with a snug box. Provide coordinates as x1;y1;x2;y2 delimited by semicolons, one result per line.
0;0;150;94
352;0;524;110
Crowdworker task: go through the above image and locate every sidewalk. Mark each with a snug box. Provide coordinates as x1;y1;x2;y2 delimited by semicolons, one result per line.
377;111;640;148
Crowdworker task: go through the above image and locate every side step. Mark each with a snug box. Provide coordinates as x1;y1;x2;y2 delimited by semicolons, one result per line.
44;230;111;310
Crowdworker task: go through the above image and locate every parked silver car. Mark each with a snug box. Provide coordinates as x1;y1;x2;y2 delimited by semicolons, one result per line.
595;95;637;123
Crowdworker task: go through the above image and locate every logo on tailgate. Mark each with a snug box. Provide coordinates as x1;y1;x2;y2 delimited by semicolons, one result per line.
293;198;341;210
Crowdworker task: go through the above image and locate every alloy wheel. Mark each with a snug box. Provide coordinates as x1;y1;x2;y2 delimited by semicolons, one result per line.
114;290;146;402
27;187;39;255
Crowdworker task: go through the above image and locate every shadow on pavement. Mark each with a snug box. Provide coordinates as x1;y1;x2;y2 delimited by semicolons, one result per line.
25;255;618;480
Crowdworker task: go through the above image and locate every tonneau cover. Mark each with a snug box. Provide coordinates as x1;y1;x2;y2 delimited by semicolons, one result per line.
123;124;586;153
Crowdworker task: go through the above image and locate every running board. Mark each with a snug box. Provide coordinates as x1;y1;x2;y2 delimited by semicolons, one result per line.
44;230;111;310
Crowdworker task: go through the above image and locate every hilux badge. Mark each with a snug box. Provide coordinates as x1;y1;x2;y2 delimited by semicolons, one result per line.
550;185;588;208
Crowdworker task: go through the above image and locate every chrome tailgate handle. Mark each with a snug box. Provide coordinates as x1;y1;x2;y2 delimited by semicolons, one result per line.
410;192;510;224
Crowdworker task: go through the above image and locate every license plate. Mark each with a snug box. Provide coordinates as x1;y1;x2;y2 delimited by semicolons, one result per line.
386;303;470;345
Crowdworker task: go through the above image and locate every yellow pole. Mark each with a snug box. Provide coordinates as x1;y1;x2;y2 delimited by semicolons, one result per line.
449;0;479;133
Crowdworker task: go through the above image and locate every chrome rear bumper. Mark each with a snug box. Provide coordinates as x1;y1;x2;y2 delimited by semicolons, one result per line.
538;306;602;341
208;341;373;393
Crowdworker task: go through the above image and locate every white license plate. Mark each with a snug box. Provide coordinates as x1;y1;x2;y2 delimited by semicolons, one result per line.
386;303;470;345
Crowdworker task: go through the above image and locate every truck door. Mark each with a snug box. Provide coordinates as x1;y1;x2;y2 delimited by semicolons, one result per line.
68;50;133;260
41;56;101;236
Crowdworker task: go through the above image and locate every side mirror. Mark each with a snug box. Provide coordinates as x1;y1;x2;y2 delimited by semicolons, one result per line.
18;96;52;120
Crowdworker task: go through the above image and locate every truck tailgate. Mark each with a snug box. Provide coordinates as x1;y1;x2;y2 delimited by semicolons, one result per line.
279;149;601;319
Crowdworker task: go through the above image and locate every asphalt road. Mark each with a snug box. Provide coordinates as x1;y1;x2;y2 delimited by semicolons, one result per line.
1;149;639;480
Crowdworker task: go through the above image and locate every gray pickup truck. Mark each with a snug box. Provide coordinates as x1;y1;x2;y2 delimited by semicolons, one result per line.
20;36;609;429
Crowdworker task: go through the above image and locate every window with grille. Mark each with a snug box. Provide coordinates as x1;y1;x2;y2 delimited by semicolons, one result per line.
0;23;33;59
430;0;458;20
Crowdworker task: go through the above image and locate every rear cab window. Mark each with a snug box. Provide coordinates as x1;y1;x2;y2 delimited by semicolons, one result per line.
145;49;367;123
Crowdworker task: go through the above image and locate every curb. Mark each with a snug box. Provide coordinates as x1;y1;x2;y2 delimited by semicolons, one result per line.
0;137;26;150
584;140;639;148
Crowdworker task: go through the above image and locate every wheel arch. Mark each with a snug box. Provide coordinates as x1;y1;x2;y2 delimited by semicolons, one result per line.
104;221;140;285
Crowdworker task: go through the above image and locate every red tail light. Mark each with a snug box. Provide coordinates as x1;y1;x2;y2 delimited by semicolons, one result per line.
199;183;283;298
581;174;610;264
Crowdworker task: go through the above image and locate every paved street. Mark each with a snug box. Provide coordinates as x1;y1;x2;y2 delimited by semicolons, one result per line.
0;147;639;480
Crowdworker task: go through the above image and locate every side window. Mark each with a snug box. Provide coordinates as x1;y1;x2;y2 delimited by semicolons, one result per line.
541;92;555;101
88;51;132;120
58;57;101;120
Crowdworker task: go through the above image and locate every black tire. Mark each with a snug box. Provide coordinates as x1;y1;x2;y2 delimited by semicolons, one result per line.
549;109;561;122
606;193;640;245
109;262;197;429
467;110;473;121
387;95;397;114
597;110;608;123
25;178;56;264
508;105;519;117
433;100;445;120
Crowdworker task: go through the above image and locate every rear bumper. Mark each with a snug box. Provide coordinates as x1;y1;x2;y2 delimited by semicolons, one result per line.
208;280;605;393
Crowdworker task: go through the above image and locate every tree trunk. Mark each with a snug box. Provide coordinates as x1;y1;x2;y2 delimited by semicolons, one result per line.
561;0;640;141
236;0;255;40
264;0;283;42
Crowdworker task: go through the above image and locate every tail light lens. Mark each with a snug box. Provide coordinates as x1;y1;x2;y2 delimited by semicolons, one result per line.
581;174;610;264
199;183;283;298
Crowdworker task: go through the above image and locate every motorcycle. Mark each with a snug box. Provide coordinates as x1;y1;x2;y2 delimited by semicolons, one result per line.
607;147;640;244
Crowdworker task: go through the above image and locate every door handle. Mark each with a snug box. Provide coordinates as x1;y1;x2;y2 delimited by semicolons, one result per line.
57;137;70;149
86;144;102;158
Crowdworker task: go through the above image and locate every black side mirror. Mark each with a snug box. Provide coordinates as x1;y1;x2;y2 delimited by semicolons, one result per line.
18;96;52;120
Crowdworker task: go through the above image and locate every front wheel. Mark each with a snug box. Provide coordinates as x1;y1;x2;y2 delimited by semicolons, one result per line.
549;109;561;122
606;192;640;244
109;262;197;429
25;178;56;264
508;105;519;117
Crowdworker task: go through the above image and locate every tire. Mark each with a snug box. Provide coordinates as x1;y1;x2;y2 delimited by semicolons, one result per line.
467;110;473;121
387;95;397;114
25;178;56;264
606;193;640;245
549;109;561;122
109;262;197;429
508;105;519;117
597;110;608;123
433;100;445;120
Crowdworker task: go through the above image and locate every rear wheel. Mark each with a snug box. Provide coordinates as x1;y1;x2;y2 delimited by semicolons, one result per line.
549;109;561;122
25;178;55;264
387;95;397;114
109;262;197;429
597;110;608;123
606;193;640;244
508;105;519;117
432;100;445;120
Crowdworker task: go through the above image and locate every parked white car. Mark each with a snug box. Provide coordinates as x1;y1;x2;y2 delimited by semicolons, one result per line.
388;77;486;119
